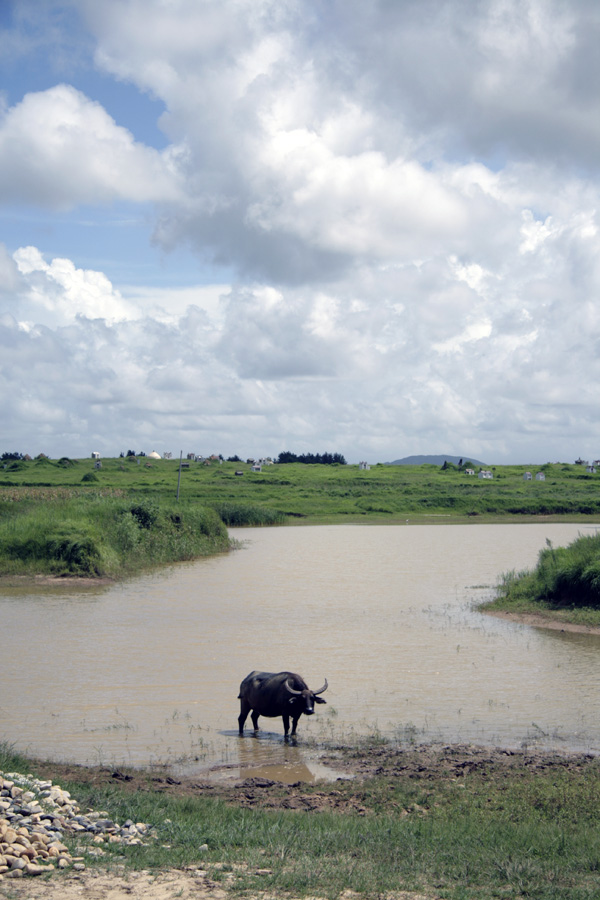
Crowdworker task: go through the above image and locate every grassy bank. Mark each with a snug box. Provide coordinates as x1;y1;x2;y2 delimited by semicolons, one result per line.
0;494;230;579
3;457;600;522
481;530;600;628
3;741;600;899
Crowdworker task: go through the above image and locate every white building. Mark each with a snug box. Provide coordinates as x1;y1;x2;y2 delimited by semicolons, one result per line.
478;470;493;479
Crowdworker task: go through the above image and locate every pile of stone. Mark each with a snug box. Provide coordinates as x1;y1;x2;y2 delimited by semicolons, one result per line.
0;771;152;879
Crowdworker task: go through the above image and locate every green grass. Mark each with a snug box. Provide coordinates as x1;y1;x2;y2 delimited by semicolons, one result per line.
482;531;600;625
0;494;230;578
4;741;600;899
3;457;600;521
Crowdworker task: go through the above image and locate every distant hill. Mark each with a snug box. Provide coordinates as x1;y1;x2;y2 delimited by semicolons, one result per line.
385;454;487;467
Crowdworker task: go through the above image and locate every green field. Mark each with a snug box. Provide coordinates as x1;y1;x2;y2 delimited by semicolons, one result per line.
3;456;600;520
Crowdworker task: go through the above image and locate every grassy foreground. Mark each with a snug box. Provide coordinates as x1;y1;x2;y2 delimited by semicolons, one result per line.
3;740;600;900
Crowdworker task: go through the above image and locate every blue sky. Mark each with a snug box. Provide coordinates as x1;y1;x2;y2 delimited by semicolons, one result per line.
1;0;600;463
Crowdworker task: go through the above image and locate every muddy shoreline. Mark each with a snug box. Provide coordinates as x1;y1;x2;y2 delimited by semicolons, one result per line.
484;608;600;635
5;742;598;900
25;741;599;814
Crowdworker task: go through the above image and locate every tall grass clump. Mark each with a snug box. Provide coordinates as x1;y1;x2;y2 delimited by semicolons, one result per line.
0;496;231;579
494;531;600;610
211;502;287;526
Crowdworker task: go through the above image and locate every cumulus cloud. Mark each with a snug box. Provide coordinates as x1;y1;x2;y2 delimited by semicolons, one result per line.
10;246;138;326
1;0;600;461
0;84;181;209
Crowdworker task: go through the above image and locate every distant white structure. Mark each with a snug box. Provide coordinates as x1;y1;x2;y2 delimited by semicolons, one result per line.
465;468;475;475
523;472;532;480
535;472;546;481
359;461;371;470
251;464;262;472
148;451;161;460
163;452;172;459
587;465;596;474
91;451;100;459
478;469;493;479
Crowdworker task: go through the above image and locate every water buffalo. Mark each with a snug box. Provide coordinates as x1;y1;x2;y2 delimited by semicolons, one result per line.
238;670;328;738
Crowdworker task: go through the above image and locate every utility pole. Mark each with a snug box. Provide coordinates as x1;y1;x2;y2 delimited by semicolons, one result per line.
176;450;183;501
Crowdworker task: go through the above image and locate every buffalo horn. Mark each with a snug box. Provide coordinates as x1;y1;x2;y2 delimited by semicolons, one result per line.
285;679;302;695
313;678;328;695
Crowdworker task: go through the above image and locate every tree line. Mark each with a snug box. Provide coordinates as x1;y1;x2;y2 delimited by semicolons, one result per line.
277;451;346;465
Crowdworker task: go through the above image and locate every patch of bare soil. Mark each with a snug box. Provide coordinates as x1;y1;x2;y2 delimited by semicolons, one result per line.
485;608;600;634
1;868;431;900
0;867;228;900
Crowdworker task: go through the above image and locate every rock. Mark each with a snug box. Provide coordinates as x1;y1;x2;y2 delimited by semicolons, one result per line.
0;768;153;879
24;863;48;876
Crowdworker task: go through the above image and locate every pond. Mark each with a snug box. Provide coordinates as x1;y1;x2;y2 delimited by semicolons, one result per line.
2;522;600;781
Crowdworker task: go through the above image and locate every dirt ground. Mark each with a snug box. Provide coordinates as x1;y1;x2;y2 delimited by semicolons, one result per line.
485;608;600;634
2;743;597;900
0;867;433;900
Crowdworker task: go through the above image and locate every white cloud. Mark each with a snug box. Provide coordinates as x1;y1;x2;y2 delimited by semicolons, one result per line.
1;1;600;462
11;246;138;326
0;84;181;210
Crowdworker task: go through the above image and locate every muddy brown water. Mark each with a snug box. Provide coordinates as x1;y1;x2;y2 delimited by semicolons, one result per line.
3;523;600;782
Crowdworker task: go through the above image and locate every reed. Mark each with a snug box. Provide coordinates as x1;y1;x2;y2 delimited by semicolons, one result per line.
0;495;230;578
484;531;600;621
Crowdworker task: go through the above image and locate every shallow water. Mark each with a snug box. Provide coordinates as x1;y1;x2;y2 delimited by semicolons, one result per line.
2;522;600;780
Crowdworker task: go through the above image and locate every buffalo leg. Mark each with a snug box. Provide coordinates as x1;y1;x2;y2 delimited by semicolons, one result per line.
291;716;300;736
238;700;251;735
251;710;260;732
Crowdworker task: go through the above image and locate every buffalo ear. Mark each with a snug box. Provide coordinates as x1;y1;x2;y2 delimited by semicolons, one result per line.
315;697;327;704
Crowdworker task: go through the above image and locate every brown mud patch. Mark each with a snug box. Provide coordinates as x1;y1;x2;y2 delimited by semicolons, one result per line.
485;608;600;635
22;742;599;813
0;573;115;589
